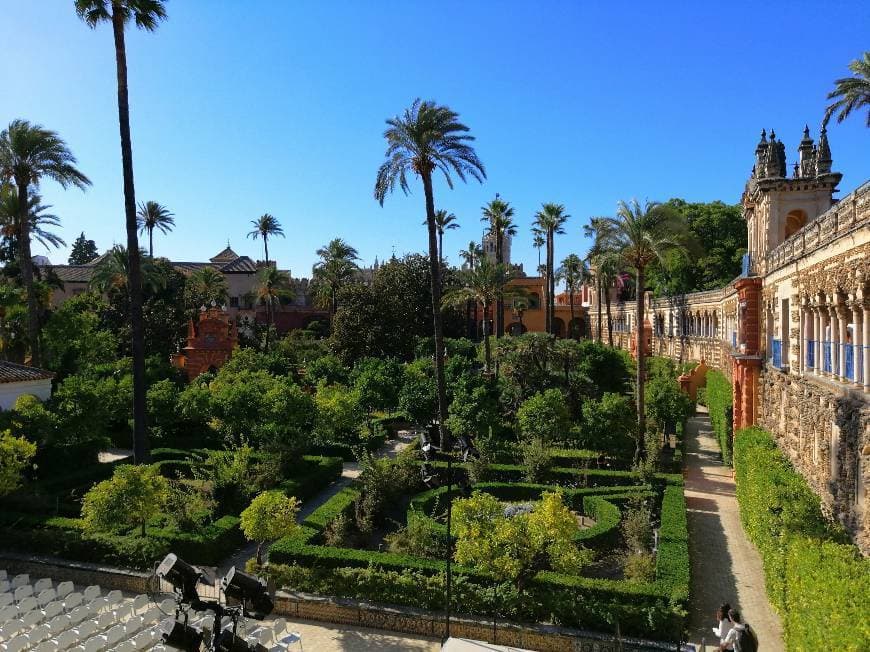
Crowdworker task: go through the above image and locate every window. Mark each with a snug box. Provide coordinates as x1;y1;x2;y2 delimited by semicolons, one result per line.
229;296;239;308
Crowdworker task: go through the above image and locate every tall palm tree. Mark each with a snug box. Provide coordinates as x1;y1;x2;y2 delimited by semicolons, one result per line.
0;120;90;366
136;200;174;256
432;209;459;265
312;238;360;318
184;266;228;313
0;188;66;257
76;0;167;465
584;216;616;343
603;199;686;460
532;228;545;268
90;245;163;295
254;266;293;350
557;254;587;339
597;252;625;346
442;258;516;374
374;98;485;453
247;213;284;264
825;51;870;127
481;196;516;338
458;241;483;338
534;203;569;335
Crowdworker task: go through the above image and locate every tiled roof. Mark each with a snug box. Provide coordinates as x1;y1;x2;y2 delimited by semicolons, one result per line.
48;265;95;283
210;246;239;263
0;361;54;384
219;256;258;273
45;254;261;283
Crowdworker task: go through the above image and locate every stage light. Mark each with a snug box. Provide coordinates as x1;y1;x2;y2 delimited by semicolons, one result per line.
221;567;273;619
457;434;479;462
160;615;204;651
419;432;439;461
214;630;269;652
421;462;438;488
157;553;203;602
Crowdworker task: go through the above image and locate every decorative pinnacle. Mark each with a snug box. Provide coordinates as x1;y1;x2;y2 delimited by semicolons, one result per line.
803;124;810;138
760;129;767;141
769;129;776;141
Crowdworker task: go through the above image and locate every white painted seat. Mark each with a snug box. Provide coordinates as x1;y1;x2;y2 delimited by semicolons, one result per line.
42;602;64;622
16;598;37;615
10;576;28;590
80;589;99;605
32;579;52;594
130;595;148;616
0;605;18;624
32;641;57;652
114;642;136;652
138;608;160;626
70;619;96;643
81;641;103;652
102;591;122;610
0;582;8;595
103;623;125;647
0;571;6;581
0;594;12;610
123;615;143;636
54;584;72;602
46;614;70;637
92;612;113;634
53;630;77;650
21;609;43;628
60;594;81;614
26;623;51;646
0;621;21;643
83;599;105;618
277;630;304;650
12;587;32;604
2;634;28;652
36;589;57;608
66;607;87;627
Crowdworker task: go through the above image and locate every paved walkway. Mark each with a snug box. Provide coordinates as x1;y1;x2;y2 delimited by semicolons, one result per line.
684;407;784;651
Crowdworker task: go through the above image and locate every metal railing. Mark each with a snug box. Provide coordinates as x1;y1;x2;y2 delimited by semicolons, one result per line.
823;341;832;373
806;340;815;369
844;343;855;381
771;339;782;368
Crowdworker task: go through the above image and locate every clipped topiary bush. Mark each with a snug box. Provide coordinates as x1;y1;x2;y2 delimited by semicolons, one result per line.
705;370;733;465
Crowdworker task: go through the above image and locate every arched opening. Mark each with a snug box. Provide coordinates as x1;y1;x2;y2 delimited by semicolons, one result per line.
568;317;584;339
508;321;527;336
785;209;807;239
552;317;565;338
526;292;541;309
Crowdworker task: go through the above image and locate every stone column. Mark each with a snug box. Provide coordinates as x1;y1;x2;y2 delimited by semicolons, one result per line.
813;306;822;376
830;300;840;378
803;304;811;374
853;301;863;387
864;299;870;392
837;304;849;382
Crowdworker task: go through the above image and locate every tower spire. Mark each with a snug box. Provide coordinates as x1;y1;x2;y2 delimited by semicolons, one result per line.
816;123;832;175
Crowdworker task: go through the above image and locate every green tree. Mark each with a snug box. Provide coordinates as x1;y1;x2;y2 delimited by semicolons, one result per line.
645;374;693;432
0;120;91;365
0;430;37;496
434;209;459;265
481;196;516;338
825;51;870;127
75;0;167;466
533;204;569;335
81;464;169;536
90;245;163;295
41;293;119;378
247;213;284;264
240;491;301;564
183;266;229;314
579;392;635;456
442;257;517;373
352;357;403;413
604;199;686;460
375;99;485;450
0;188;66;259
313;383;364;444
516;388;571;445
303;353;350;387
445;376;498;441
452;491;590;591
583;216;614;343
254;266;293;350
69;232;99;264
398;358;437;427
312;238;360;318
557;253;588;339
136;200;174;257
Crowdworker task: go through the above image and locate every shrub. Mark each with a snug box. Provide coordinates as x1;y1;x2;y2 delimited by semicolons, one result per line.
313;384;365;445
520;439;551;483
620;497;653;554
81;465;170;536
578;393;635;456
241;491;301;563
623;552;656;582
351;357;403;413
644;374;693;433
384;512;447;558
304;354;349;388
705;370;733;465
0;430;37;496
516;389;570;445
734;427;868;650
398;359;437;426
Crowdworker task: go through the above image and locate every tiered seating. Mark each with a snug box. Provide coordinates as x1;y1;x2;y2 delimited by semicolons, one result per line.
0;570;302;651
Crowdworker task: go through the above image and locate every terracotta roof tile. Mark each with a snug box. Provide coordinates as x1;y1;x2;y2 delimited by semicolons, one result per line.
0;361;54;384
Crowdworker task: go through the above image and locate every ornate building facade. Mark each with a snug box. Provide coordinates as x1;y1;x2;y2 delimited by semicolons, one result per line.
602;127;870;553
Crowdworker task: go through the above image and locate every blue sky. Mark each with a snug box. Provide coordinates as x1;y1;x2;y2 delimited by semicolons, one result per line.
2;1;868;278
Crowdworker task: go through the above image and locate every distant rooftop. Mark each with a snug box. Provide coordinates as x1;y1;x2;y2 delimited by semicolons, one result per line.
0;360;54;384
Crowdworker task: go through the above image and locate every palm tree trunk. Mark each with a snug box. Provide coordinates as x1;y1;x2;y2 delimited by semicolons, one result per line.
148;228;153;257
15;180;39;366
547;229;555;335
635;267;646;462
569;290;575;340
495;229;503;339
596;280;603;342
482;299;492;373
264;236;269;265
605;289;613;346
112;8;150;464
438;230;443;267
421;172;449;450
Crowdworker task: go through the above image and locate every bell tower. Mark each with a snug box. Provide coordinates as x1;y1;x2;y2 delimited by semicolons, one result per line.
742;125;842;274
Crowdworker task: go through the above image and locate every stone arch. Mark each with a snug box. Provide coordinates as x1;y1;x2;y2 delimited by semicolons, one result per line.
508;321;527;336
568;317;584;339
552;317;565;338
526;292;541;309
785;209;808;239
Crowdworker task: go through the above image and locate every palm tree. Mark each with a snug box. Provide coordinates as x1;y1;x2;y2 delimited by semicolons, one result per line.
584;216;617;343
374;98;485;453
596;252;624;346
136;200;174;256
534;203;569;335
431;210;459;265
532;228;545;268
247;213;284;264
0;188;66;257
458;241;483;338
90;245;163;295
184;266;228;313
557;254;587;339
825;51;870;127
0;120;90;366
312;238;360;317
481;196;516;338
76;0;167;465
254;266;293;350
442;258;516;374
603;199;686;460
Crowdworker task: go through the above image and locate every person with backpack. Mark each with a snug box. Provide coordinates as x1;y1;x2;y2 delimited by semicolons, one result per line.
713;602;734;650
719;609;758;652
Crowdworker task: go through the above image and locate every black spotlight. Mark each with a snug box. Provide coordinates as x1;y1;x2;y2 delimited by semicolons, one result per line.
215;630;269;652
160;616;204;651
221;567;273;619
419;432;438;462
421;462;438;488
457;434;479;462
157;553;203;602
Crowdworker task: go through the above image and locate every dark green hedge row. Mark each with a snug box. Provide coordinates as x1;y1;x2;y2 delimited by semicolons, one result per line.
0;512;242;571
580;496;621;548
734;427;869;650
309;433;386;462
655;485;689;603
279;455;344;503
705;370;733;465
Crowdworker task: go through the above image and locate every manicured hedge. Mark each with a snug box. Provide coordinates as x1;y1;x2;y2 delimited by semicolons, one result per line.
655;485;689;603
734;427;869;650
0;511;242;570
279;455;344;502
705;370;733;465
309;433;386;461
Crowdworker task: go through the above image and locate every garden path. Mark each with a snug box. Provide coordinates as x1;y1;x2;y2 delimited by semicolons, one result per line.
684;406;784;651
217;430;417;576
